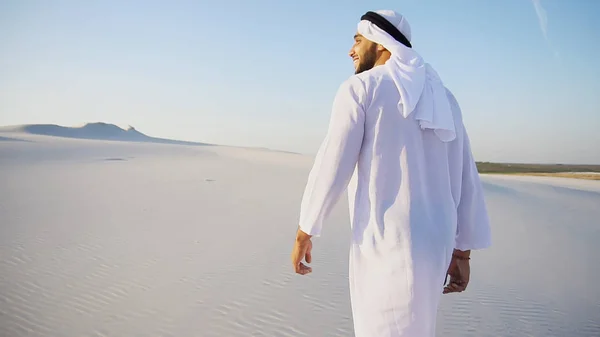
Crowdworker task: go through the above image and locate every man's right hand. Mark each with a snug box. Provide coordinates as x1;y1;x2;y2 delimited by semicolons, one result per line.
443;250;471;294
291;228;313;275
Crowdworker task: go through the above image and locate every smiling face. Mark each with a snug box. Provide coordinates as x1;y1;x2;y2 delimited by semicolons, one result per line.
349;34;378;74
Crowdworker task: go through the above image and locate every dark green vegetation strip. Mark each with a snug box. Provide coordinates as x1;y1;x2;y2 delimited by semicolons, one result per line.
476;162;600;174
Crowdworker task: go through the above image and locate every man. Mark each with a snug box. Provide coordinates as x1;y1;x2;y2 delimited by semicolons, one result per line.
290;9;492;337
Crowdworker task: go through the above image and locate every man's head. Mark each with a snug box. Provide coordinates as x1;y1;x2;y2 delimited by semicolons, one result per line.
349;10;413;74
348;34;389;74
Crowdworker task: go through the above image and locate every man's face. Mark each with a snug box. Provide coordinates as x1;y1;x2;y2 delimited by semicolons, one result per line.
349;34;378;74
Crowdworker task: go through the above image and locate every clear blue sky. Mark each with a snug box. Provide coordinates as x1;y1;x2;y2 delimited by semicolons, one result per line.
1;0;599;164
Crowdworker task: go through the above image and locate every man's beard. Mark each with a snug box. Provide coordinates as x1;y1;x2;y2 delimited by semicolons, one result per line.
355;45;378;74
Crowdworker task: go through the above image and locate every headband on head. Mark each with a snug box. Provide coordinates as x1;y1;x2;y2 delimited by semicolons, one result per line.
360;11;412;48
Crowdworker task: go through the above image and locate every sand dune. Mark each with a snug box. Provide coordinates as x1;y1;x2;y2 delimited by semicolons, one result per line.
0;122;210;146
1;134;599;336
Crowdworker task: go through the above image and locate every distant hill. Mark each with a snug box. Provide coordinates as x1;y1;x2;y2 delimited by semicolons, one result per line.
0;122;210;146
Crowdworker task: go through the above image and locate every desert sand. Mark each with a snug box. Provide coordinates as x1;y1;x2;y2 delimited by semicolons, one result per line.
1;129;599;336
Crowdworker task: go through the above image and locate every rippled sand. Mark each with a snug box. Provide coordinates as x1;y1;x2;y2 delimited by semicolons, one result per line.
1;134;599;336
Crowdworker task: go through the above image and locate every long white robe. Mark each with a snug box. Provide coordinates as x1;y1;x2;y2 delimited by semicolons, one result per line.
298;66;492;337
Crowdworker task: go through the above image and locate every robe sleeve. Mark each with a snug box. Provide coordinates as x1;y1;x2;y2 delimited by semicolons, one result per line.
298;77;366;237
455;128;492;251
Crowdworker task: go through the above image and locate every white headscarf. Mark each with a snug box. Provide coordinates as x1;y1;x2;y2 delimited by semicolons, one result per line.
357;10;456;142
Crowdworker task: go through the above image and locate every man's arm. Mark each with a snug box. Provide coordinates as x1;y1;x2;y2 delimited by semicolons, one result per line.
455;128;492;252
297;77;366;237
443;127;491;293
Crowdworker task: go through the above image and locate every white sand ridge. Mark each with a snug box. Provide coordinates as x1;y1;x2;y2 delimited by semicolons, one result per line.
0;122;210;146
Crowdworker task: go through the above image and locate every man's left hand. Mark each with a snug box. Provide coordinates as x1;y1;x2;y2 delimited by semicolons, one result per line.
443;250;471;294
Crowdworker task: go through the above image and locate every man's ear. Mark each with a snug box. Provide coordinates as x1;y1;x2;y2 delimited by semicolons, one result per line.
376;44;387;52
